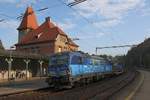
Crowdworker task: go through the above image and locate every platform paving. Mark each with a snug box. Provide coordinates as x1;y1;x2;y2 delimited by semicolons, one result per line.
0;77;48;96
132;70;150;100
110;70;150;100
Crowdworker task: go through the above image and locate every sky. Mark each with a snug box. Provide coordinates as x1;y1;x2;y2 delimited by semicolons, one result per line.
0;0;150;56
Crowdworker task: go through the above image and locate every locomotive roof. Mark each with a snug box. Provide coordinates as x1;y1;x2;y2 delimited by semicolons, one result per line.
50;51;105;60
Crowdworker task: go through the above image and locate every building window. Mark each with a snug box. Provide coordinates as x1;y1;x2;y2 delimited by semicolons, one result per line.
60;36;66;43
35;32;43;39
58;47;62;52
30;46;40;53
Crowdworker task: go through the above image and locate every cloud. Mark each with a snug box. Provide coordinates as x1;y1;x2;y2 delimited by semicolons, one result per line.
145;29;150;38
75;0;144;18
139;6;150;16
0;0;40;7
0;20;18;30
16;0;40;7
0;0;16;3
0;20;19;48
70;0;146;27
58;19;76;31
78;32;105;40
94;18;122;28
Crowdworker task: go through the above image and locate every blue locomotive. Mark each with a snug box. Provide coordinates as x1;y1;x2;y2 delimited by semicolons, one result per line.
46;51;122;89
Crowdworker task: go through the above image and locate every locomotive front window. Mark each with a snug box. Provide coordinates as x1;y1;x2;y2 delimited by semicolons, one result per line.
71;56;82;64
50;55;69;65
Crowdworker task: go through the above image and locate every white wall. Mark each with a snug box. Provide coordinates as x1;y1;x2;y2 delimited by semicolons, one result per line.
0;70;32;80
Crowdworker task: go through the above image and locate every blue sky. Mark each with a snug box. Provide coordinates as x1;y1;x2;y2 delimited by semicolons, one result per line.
0;0;150;56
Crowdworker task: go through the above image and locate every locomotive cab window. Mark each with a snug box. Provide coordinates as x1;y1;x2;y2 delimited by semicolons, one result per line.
71;56;82;64
49;54;69;65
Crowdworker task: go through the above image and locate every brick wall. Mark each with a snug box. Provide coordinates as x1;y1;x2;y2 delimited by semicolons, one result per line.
16;34;78;55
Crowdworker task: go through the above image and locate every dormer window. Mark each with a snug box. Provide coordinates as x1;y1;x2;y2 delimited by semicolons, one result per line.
35;32;43;39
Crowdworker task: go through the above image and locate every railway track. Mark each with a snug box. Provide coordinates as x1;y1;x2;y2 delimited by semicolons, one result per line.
0;71;136;100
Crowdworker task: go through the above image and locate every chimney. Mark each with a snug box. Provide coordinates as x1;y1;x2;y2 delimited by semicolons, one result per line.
45;17;50;22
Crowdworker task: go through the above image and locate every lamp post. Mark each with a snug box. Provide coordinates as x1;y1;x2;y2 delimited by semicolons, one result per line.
24;59;30;80
5;58;13;81
38;60;44;79
5;46;15;81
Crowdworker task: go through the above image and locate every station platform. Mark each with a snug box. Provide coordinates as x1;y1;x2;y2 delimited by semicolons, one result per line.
110;70;150;100
0;77;48;96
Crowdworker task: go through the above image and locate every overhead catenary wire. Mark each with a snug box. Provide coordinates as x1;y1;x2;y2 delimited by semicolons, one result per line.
57;0;122;55
57;0;93;24
16;1;66;20
17;7;49;20
57;0;106;35
57;0;101;47
68;0;88;7
0;19;5;22
70;0;130;53
0;13;16;20
0;0;135;55
95;44;137;55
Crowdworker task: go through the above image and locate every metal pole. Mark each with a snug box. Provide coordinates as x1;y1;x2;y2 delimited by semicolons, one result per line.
9;61;11;80
96;48;97;55
24;59;30;80
38;60;44;79
9;50;12;80
26;62;28;80
5;58;13;81
7;46;14;81
8;61;10;81
40;64;42;78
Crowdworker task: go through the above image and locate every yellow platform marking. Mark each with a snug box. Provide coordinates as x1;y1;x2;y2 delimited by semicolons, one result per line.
125;71;145;100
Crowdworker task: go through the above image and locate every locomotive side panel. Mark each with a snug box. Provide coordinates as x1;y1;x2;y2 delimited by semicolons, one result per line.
69;52;113;83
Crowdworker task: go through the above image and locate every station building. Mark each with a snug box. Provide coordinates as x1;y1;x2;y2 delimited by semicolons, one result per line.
15;6;79;55
0;7;79;80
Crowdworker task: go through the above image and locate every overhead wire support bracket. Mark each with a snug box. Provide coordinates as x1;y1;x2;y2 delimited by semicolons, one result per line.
67;0;87;7
95;44;137;55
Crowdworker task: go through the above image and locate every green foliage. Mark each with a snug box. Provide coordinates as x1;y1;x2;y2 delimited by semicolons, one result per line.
126;38;150;68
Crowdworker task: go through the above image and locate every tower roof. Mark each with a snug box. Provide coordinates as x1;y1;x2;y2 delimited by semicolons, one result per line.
17;6;38;30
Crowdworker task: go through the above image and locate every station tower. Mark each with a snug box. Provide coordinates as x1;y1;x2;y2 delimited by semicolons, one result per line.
17;6;39;42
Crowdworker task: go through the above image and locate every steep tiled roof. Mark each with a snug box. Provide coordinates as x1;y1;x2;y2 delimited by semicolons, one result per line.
68;38;79;47
17;6;38;30
16;17;68;45
16;7;78;47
